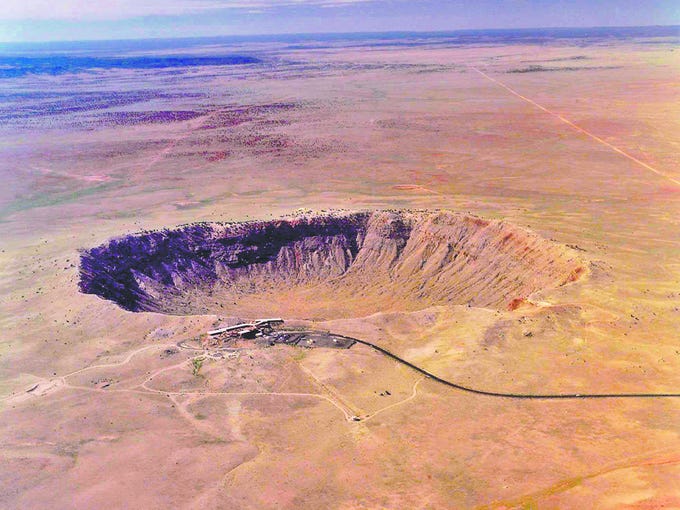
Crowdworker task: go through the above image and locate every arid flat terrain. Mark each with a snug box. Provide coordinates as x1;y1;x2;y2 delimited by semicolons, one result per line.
1;29;680;509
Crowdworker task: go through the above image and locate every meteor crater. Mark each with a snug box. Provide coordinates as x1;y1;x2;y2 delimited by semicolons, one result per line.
79;210;585;318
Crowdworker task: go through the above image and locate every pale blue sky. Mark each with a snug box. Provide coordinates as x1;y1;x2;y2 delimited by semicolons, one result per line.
1;0;678;42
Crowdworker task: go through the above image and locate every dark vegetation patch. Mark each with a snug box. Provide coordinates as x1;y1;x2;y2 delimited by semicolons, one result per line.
87;110;205;126
178;133;344;162
190;133;345;161
507;64;622;73
0;90;203;121
236;133;293;152
376;117;443;133
520;55;590;63
182;101;341;162
198;102;300;130
204;150;232;162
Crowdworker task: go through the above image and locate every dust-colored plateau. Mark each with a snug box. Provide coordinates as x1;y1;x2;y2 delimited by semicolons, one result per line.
1;28;679;510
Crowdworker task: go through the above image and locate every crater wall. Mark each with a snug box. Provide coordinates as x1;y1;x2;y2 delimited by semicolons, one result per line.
79;210;585;317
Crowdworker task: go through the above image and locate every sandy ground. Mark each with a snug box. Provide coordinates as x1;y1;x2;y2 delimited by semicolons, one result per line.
1;35;680;508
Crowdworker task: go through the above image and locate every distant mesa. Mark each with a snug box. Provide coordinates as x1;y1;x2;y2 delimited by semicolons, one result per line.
0;55;262;79
79;210;585;318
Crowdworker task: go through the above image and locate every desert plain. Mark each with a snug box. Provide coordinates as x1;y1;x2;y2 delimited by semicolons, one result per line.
1;30;680;508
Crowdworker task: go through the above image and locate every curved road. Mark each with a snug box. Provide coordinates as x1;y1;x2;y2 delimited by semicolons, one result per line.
332;334;680;400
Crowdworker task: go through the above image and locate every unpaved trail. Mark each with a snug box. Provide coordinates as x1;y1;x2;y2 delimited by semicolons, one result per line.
471;67;680;187
296;361;360;419
167;393;227;440
362;377;424;423
61;343;178;381
6;342;357;422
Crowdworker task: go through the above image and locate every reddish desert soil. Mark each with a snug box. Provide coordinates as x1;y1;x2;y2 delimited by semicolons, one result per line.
1;35;679;509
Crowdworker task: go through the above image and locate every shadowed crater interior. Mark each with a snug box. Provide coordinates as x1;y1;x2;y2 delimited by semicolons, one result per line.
79;210;585;318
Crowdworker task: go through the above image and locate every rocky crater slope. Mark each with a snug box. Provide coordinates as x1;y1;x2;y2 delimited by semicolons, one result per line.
79;210;585;317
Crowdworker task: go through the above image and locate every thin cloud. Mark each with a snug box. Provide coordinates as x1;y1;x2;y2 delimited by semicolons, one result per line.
2;0;377;21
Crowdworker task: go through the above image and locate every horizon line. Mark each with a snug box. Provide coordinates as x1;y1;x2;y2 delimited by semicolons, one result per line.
1;23;678;46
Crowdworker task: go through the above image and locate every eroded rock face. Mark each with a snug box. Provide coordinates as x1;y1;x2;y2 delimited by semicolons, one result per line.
79;210;584;316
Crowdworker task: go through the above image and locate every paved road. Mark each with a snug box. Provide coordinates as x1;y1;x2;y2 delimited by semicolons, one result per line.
333;334;680;400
